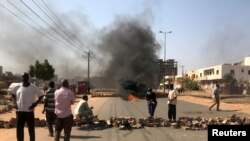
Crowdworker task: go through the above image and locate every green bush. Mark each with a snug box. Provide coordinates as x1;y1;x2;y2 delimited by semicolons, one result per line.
183;79;199;90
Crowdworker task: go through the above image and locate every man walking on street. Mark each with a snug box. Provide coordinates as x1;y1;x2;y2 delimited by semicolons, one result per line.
54;79;75;141
12;72;44;141
209;84;221;111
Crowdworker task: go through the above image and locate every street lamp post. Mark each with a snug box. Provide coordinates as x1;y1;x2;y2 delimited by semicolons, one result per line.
159;30;172;94
179;65;184;90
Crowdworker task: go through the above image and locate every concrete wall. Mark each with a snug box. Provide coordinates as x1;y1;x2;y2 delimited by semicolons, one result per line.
244;56;250;66
222;64;250;82
187;64;250;83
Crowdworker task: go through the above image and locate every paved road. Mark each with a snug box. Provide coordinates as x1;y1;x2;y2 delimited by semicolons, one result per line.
68;97;247;141
2;97;248;141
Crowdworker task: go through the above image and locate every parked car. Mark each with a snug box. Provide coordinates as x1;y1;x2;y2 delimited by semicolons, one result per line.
7;83;21;95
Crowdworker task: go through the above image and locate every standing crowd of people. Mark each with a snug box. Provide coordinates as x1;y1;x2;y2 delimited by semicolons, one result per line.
10;72;222;141
145;83;221;122
11;72;81;141
145;85;178;122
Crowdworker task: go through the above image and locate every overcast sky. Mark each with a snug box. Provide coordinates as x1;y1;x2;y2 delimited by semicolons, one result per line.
1;0;250;77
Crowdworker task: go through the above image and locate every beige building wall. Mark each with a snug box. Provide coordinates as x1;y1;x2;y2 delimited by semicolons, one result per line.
222;64;250;82
244;56;250;66
187;63;250;83
187;65;223;81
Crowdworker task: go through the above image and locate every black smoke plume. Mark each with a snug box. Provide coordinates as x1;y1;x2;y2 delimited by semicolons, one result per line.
98;18;160;95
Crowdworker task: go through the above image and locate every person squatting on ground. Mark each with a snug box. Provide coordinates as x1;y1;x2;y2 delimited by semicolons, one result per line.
145;88;157;118
168;85;177;122
209;84;221;111
11;72;44;141
54;79;75;141
74;95;93;123
42;81;56;137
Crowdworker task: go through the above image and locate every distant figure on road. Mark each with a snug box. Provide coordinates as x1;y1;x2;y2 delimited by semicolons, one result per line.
168;85;177;122
74;95;93;123
87;87;91;94
11;72;44;141
42;81;56;137
54;79;75;141
145;88;157;118
209;84;221;111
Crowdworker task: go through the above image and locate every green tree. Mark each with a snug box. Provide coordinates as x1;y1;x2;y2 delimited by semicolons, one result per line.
29;59;55;83
183;78;199;91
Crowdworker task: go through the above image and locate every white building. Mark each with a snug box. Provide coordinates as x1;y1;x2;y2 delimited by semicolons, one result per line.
186;57;250;92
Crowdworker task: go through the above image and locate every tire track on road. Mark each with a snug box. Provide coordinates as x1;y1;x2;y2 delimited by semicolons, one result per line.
113;97;121;141
105;97;116;141
121;99;151;141
128;101;175;141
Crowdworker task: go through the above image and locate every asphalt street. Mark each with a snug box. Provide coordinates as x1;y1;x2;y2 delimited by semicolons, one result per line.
68;97;247;141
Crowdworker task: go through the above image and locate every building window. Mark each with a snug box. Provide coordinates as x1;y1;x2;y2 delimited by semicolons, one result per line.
248;70;250;75
242;69;244;73
200;73;202;77
216;70;219;75
230;70;234;75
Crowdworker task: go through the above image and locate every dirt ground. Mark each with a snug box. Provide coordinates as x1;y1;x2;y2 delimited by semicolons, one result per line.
178;92;250;116
0;91;249;141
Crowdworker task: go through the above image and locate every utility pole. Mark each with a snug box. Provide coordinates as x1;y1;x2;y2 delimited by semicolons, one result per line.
179;65;184;90
83;50;94;94
159;30;172;94
180;65;184;77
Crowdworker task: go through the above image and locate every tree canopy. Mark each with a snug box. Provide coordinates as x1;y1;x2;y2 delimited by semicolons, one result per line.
183;78;199;91
29;59;55;81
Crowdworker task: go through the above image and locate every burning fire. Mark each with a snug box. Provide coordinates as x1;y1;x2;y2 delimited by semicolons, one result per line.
127;93;139;101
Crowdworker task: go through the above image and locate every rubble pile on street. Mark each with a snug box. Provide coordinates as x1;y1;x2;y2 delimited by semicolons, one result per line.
75;114;250;131
0;104;13;114
91;93;118;97
93;89;117;93
1;114;249;130
0;118;46;129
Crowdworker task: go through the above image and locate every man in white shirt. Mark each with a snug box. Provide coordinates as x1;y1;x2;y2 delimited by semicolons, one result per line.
168;85;177;122
74;95;93;122
12;73;44;141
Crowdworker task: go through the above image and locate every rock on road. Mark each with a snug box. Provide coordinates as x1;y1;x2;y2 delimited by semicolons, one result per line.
1;96;249;141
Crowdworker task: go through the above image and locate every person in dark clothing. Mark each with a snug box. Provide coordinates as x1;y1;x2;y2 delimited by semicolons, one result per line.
145;88;157;118
42;81;56;137
209;84;221;111
11;72;44;141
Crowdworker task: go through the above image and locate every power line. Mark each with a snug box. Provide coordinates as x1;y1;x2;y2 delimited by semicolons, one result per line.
40;0;89;50
0;3;46;41
31;0;83;51
6;0;62;44
20;0;80;50
0;1;72;52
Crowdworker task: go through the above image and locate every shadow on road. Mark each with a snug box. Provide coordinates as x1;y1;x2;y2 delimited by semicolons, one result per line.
71;135;101;139
77;126;110;131
219;109;239;112
183;111;203;115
